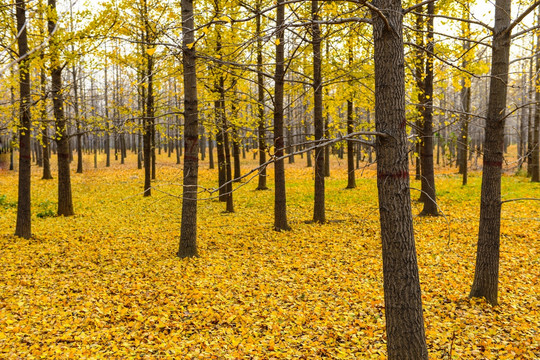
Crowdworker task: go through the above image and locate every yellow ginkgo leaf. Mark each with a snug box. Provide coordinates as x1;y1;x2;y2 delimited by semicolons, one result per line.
146;47;156;56
186;42;195;49
275;39;280;46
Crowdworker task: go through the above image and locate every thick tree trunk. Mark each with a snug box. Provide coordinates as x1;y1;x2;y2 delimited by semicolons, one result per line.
15;0;32;239
372;1;428;358
470;0;512;305
312;0;325;223
49;0;74;217
178;0;199;258
419;1;438;216
273;0;290;231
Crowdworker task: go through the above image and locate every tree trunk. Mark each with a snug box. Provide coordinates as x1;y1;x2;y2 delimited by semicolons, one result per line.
312;0;325;223
273;0;290;231
178;0;199;258
419;1;438;216
143;40;153;197
531;10;540;182
256;5;268;191
372;1;428;358
15;0;32;239
470;0;512;305
49;0;74;217
41;64;53;180
346;98;356;189
232;125;241;182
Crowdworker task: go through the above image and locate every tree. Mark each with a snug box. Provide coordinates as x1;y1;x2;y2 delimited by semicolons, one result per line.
48;0;74;216
531;9;540;182
14;0;32;239
273;0;290;231
371;0;428;357
255;0;268;191
418;0;438;216
312;0;325;223
178;0;199;258
470;0;540;305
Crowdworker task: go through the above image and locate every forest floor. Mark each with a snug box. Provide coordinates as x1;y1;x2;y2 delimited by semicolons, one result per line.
0;152;539;359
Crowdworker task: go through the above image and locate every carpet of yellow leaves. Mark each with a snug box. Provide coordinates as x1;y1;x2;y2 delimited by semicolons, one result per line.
0;153;539;359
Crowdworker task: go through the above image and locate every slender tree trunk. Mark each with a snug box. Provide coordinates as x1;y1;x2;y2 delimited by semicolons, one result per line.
72;65;83;174
531;10;540;182
232;125;241;182
273;0;290;231
346;45;356;189
49;0;74;217
143;24;154;197
372;1;428;357
419;1;438;216
256;3;268;190
470;0;512;305
15;0;32;239
178;0;199;258
208;133;215;169
41;60;53;180
312;0;325;223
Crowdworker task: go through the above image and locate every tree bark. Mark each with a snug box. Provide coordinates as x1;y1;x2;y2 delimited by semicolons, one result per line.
256;2;268;190
346;46;356;189
531;9;540;182
470;0;512;305
49;0;74;217
273;0;290;231
312;0;325;223
372;1;428;358
419;0;438;216
15;0;32;239
178;0;199;258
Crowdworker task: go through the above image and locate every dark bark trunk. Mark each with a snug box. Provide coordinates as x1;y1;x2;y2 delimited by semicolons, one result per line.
41;65;53;180
372;1;428;357
15;0;32;239
256;9;268;190
470;0;512;305
346;45;356;189
49;0;74;217
419;1;438;216
346;99;356;189
178;0;199;258
312;0;325;223
143;45;153;197
531;11;540;182
273;0;290;231
232;126;241;182
208;133;215;169
72;65;83;174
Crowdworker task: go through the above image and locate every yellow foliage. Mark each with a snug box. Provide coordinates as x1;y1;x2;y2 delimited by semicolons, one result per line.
0;154;538;358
